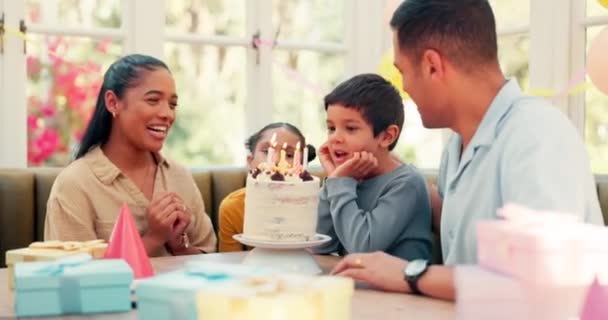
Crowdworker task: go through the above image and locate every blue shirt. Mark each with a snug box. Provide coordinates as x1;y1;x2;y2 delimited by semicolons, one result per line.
438;80;604;265
315;164;433;261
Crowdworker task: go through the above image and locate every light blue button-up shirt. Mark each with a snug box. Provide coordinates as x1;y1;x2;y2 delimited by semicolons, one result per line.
438;80;604;265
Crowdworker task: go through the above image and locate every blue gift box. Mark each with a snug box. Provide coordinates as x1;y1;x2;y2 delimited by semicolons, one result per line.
14;253;133;317
137;262;269;320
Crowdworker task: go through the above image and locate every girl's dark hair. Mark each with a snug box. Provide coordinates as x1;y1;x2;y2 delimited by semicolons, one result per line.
75;54;170;159
245;122;317;162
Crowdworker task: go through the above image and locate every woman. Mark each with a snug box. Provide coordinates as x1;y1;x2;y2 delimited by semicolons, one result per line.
44;54;216;256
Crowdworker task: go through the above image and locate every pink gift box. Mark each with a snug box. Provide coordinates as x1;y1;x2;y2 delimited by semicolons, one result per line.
476;204;608;286
456;266;599;320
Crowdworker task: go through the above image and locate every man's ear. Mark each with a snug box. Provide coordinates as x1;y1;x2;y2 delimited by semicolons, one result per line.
379;125;400;149
421;48;445;81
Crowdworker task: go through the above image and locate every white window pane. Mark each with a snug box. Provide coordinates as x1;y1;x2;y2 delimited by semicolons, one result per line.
165;0;246;37
26;0;121;28
587;0;608;17
27;35;122;166
272;0;344;43
498;34;530;90
489;0;530;31
272;50;344;167
164;44;246;166
585;26;608;174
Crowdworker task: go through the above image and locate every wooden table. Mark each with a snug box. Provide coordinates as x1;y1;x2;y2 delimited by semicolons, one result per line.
0;252;454;319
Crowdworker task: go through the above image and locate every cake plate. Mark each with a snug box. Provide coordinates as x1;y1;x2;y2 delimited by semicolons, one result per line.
233;234;331;275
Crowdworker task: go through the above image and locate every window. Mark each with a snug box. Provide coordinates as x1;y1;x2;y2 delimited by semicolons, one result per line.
25;0;122;166
164;0;247;166
271;0;345;167
584;2;608;173
493;0;530;90
498;34;530;90
2;0;606;174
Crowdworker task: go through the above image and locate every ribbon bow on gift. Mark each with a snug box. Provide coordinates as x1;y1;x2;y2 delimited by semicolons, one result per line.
185;262;272;281
34;254;93;276
30;253;95;314
185;262;241;281
29;240;106;251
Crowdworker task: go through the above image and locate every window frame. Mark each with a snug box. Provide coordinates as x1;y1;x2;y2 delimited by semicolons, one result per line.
0;0;390;168
3;0;606;170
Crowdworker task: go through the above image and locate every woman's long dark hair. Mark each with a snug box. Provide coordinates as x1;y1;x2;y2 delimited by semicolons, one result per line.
245;122;317;162
75;54;169;159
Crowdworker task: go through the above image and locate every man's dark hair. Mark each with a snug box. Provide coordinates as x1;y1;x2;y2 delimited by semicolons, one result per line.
324;74;404;151
390;0;498;71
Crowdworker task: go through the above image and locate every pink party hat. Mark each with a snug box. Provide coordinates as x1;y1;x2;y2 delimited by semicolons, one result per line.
104;203;154;279
580;277;608;320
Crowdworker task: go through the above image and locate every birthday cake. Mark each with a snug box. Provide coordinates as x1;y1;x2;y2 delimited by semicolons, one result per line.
243;142;320;242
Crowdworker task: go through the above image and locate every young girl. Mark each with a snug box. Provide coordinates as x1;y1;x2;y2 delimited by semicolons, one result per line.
218;122;316;252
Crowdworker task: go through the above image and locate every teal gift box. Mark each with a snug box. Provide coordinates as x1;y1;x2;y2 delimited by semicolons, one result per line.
14;253;133;317
137;261;269;320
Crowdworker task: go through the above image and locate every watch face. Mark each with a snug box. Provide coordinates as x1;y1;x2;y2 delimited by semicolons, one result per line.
405;259;428;277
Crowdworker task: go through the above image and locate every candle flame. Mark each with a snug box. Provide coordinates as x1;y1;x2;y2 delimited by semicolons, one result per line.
282;142;287;149
296;141;301;149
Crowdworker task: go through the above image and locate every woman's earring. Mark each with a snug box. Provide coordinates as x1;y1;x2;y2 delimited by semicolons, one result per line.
111;112;116;118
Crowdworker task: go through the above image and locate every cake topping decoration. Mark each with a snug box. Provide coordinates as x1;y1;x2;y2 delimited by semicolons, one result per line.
252;141;314;182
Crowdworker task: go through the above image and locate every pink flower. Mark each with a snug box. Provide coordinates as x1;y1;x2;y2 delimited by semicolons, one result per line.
28;96;43;112
41;103;56;117
34;129;61;162
66;87;88;111
27;56;42;77
27;115;39;131
96;39;112;54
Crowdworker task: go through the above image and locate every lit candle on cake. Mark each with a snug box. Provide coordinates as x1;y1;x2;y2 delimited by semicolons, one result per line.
266;133;278;167
293;141;301;168
278;142;289;172
302;136;309;170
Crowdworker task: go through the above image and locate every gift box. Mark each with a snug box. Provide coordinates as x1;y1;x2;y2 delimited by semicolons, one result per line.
456;266;601;320
196;274;354;320
476;203;608;285
6;240;107;289
14;253;133;317
136;261;270;320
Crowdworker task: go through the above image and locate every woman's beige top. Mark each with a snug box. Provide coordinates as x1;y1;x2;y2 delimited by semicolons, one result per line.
44;146;217;256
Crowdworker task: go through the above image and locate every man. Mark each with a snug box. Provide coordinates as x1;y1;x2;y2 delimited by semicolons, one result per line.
332;0;603;301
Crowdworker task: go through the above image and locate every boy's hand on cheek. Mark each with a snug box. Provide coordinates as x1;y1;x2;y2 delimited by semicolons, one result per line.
319;142;337;175
330;151;378;180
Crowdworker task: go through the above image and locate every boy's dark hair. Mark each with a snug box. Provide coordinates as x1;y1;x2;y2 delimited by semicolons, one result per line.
245;122;316;162
76;54;169;159
390;0;498;72
324;74;404;151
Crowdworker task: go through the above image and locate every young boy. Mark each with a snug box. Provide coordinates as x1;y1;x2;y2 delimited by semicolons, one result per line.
315;74;432;261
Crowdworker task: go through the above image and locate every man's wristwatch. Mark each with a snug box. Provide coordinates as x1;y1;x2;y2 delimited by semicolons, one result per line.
404;259;429;295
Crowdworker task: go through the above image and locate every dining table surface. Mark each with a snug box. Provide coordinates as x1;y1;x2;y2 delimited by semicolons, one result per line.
0;251;455;319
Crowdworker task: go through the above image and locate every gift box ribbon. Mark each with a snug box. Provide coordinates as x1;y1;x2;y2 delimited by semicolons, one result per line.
29;240;106;251
34;253;92;313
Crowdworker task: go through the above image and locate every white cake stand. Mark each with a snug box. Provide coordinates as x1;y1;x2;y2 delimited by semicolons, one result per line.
233;234;331;275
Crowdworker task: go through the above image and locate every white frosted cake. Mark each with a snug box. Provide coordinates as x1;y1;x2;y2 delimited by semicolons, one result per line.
196;274;354;320
243;156;320;242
